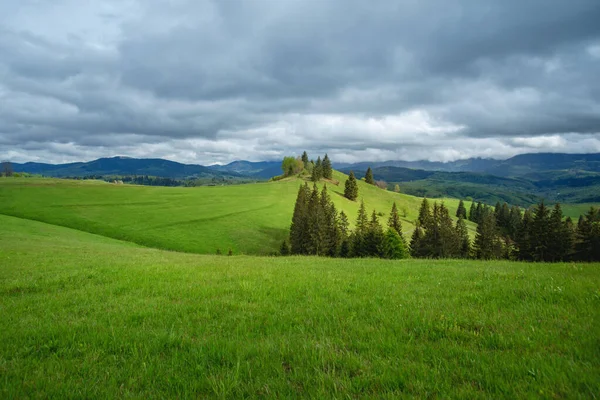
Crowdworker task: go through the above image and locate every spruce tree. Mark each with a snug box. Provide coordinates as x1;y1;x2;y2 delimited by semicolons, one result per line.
383;229;409;259
388;202;403;237
410;224;425;258
322;154;333;179
456;200;467;219
530;201;551;262
474;211;503;260
364;210;385;257
301;151;309;169
575;207;600;261
338;211;350;241
455;216;471;258
547;203;568;262
474;202;483;224
438;202;460;258
418;198;432;228
507;205;522;239
289;183;310;254
344;171;359;201
306;184;325;255
365;167;375;185
516;209;534;261
468;201;476;222
314;157;323;180
352;201;369;257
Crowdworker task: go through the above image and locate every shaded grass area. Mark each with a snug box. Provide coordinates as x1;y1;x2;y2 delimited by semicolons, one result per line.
1;214;599;398
0;174;477;255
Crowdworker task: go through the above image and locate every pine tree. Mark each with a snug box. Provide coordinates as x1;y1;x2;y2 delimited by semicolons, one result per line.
388;202;403;237
468;201;476;222
530;201;551;262
301;151;309;169
314;157;323;180
575;207;600;261
338;211;349;240
364;210;385;257
563;216;575;261
322;154;333;179
394;184;401;193
289;183;310;254
410;224;425;258
383;229;409;259
438;202;460;258
455;216;471;258
306;184;325;255
474;202;483;224
547;203;568;262
516;209;534;261
418;198;432;228
474;211;503;260
344;171;359;201
456;200;467;219
507;205;522;239
364;167;375;185
356;200;368;233
311;165;320;182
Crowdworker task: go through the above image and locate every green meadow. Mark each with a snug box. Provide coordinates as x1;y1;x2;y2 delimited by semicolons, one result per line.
1;214;599;398
1;176;599;398
0;174;477;255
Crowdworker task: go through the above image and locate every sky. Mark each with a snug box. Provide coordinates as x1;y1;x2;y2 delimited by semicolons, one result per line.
1;0;600;165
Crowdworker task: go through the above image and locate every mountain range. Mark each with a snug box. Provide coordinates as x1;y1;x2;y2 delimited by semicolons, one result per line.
9;153;600;206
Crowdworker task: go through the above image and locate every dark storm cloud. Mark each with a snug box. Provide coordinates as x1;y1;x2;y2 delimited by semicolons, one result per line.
0;0;599;164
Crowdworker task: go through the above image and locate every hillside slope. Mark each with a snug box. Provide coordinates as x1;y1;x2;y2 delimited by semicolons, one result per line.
1;214;599;398
0;172;476;255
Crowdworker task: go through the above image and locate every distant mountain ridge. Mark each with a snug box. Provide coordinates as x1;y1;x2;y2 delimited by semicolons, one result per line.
12;157;245;179
335;153;600;177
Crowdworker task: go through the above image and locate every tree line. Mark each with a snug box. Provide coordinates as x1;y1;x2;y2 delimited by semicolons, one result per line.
282;183;409;259
411;198;600;261
283;184;600;262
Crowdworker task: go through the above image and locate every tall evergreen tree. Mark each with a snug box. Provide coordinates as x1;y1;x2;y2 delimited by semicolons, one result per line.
289;183;310;254
352;201;369;257
383;229;409;259
301;151;309;169
516;209;534;261
365;167;375;185
338;211;349;240
344;171;359;201
474;210;503;260
507;205;522;239
306;184;324;255
455;216;471;258
438;202;460;258
474;202;483;224
418;198;432;228
456;200;467;219
547;203;569;262
530;201;551;262
364;210;385;257
410;224;426;258
388;202;403;237
575;207;600;261
315;157;323;180
468;201;476;222
322;154;333;179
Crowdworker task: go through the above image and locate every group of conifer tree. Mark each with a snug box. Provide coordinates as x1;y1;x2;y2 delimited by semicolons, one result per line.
282;183;409;259
411;198;600;261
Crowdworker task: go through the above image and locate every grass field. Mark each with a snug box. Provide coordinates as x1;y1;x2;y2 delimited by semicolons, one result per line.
0;174;478;255
1;214;599;398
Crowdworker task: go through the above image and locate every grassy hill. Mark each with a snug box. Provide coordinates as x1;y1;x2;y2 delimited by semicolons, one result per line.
1;214;599;398
0;172;477;255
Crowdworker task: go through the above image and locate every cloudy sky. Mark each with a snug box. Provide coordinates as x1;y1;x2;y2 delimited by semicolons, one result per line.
1;0;600;165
